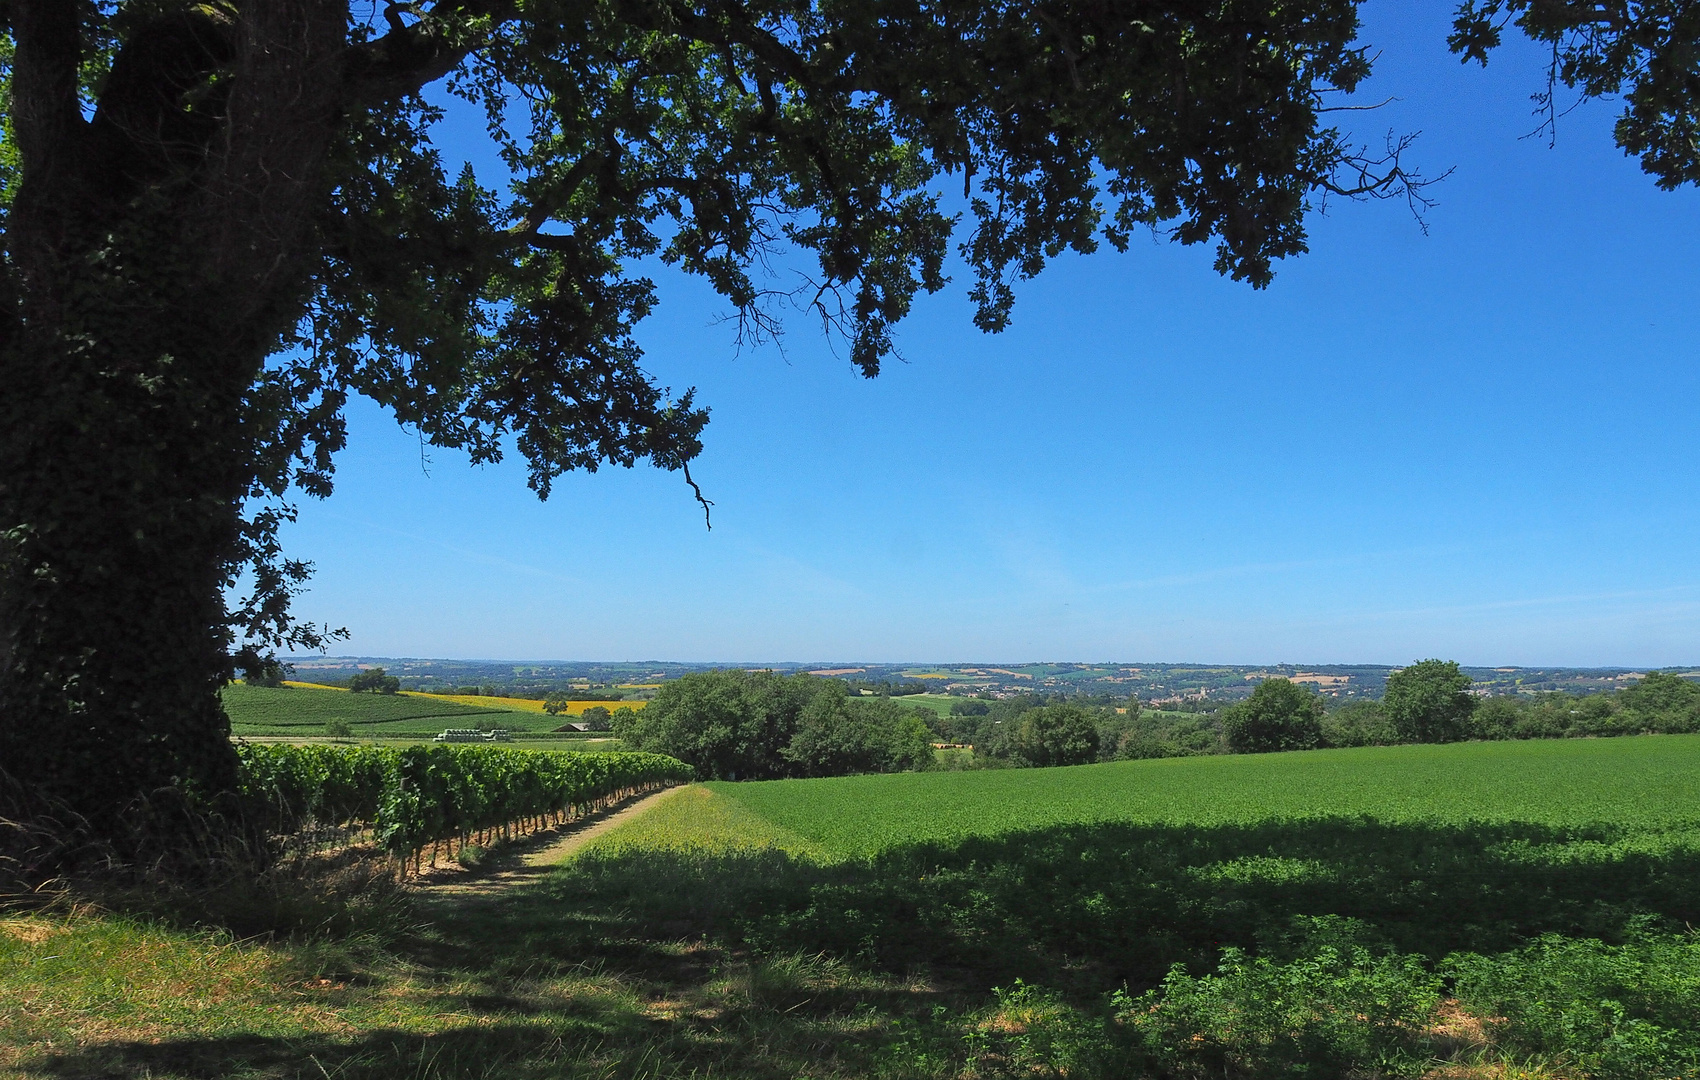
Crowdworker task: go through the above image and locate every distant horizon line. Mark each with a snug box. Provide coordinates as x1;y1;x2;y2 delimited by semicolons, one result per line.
278;655;1694;672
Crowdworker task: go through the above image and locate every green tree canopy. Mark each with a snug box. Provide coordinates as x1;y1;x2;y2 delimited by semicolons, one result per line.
611;669;815;779
348;666;401;693
1448;1;1700;189
1617;671;1700;720
1221;678;1324;754
612;670;930;777
781;683;933;776
1005;703;1101;767
1383;660;1476;744
577;705;615;730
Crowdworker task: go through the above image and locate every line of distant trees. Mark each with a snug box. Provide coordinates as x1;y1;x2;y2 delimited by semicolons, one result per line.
1113;661;1700;760
612;670;934;779
616;664;1700;779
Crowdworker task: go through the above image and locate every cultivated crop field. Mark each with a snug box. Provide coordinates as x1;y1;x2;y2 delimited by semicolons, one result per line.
402;691;650;715
559;735;1700;1076
696;735;1700;857
222;683;646;738
221;682;515;733
584;735;1700;861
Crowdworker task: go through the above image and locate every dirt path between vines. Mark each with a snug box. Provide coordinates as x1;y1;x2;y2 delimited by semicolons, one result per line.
414;784;688;901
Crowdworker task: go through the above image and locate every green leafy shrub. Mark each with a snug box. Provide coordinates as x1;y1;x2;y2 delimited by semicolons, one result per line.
964;981;1115;1079
1384;660;1476;743
1447;924;1700;1080
1221;679;1324;753
1118;942;1442;1078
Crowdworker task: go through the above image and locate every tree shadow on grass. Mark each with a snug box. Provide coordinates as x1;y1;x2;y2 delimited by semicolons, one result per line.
25;816;1700;1078
544;815;1700;998
27;1024;715;1080
26;885;952;1079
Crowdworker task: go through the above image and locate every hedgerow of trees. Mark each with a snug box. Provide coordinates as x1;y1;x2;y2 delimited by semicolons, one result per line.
612;670;933;779
915;666;1700;773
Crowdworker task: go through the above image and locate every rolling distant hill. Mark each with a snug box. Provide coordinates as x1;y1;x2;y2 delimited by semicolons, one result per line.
278;657;1683;705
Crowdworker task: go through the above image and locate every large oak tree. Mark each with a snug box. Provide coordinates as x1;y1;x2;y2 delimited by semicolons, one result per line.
0;0;1687;846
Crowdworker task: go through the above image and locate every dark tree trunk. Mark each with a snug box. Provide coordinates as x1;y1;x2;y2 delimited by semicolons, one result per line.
0;0;348;852
0;306;247;836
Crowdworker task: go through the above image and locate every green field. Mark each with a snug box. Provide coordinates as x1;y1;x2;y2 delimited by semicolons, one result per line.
892;692;956;717
222;684;643;744
222;682;513;732
689;735;1700;858
561;734;1700;1075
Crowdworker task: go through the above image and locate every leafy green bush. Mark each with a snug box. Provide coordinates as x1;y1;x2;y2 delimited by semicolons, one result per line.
1447;924;1700;1080
964;981;1114;1079
1384;660;1475;743
1221;679;1324;753
1119;941;1442;1078
1320;700;1397;747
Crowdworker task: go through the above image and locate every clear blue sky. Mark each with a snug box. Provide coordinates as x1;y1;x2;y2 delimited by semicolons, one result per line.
278;2;1700;667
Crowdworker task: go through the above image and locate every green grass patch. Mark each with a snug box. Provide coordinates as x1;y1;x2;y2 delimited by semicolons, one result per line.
579;785;824;858
893;693;956;718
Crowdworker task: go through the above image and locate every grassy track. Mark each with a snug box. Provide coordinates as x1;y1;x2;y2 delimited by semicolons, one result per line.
694;736;1700;858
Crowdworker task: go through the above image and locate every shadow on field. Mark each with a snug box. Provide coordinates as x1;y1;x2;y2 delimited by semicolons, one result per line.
27;816;1700;1078
546;815;1700;996
26;1024;751;1080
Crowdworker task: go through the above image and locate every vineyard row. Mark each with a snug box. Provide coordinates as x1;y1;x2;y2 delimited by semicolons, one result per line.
235;743;694;871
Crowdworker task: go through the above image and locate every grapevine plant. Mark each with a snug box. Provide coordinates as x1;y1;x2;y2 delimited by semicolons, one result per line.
236;744;692;869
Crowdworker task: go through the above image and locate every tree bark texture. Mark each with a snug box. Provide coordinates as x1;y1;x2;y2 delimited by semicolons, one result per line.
0;0;346;843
